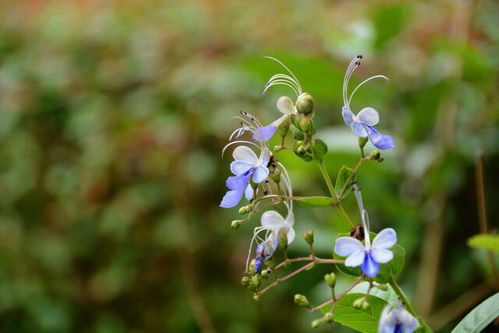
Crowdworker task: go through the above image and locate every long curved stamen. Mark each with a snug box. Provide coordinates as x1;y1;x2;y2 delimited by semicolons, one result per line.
229;126;252;141
245;227;268;272
263;80;300;97
222;140;260;157
264;56;303;95
277;161;293;210
347;75;389;106
353;183;371;248
343;55;362;106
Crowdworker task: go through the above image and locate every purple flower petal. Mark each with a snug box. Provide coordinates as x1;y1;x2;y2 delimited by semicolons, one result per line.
244;183;254;200
252;166;269;183
220;189;244;208
366;126;395;150
342;106;354;126
361;251;379;277
252;125;277;142
226;173;251;191
351;122;368;137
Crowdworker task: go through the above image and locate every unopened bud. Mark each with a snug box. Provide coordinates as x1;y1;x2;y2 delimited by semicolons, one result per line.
296;93;314;115
251;274;261;288
311;319;321;329
231;220;242;229
299;114;313;133
253;294;260;301
323;312;333;323
362;301;370;310
279;230;288;250
289;123;304;140
369;150;381;160
303;230;314;245
353;298;364;309
261;268;271;279
294;294;310;308
241;276;250;287
358;136;368;149
249;259;255;273
324;273;336;288
238;205;251;215
264;258;275;269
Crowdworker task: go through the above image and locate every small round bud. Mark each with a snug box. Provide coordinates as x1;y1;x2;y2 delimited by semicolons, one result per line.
369;150;381;160
261;268;271;279
289;124;304;140
299;114;313;133
249;259;255;273
231;220;242;229
253;294;260;301
324;273;336;288
241;276;250;287
238;205;250;215
376;284;388;291
251;274;261;288
362;301;370;310
311;319;321;329
264;258;275;269
353;298;364;309
358;136;368;149
296;93;314;115
303;230;314;245
323;312;333;323
293;294;310;308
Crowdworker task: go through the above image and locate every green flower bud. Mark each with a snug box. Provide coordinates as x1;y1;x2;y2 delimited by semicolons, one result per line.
358;136;368;149
323;312;333;323
253;294;260;301
241;276;250;287
312;139;328;161
249;259;255;273
278;117;291;137
261;268;271;279
279;230;288;250
362;301;370;310
324;273;336;288
231;220;242;229
264;258;275;269
251;274;261;288
294;294;310;308
353;298;364;309
299;114;313;133
289;124;304;140
311;319;321;329
238;205;251;215
303;230;314;245
370;150;381;160
296;93;314;115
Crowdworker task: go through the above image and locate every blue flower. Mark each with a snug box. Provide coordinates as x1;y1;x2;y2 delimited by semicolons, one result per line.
220;146;270;208
248;210;295;273
253;96;296;142
334;228;397;278
342;55;395;150
378;304;419;333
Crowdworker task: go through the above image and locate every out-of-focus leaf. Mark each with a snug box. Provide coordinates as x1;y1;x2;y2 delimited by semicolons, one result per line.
295;196;332;207
451;293;499;333
335;166;356;198
468;235;499;253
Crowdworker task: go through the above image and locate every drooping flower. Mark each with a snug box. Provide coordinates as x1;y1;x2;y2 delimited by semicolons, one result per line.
378;303;419;333
220;145;270;208
252;57;302;142
334;183;397;277
341;55;395;150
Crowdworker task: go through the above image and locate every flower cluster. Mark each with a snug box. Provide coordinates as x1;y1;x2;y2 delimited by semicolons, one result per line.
220;56;422;333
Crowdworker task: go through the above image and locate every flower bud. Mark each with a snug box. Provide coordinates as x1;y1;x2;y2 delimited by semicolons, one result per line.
231;220;242;229
362;301;370;310
296;93;314;115
311;319;321;329
289;124;304;140
241;276;250;287
369;150;381;160
353;298;364;309
279;230;288;250
251;274;261;288
264;258;275;269
294;294;310;308
358;136;368;149
261;268;271;279
303;230;314;245
324;273;336;288
299;114;313;133
323;312;333;323
249;259;255;273
238;205;251;215
253;294;260;301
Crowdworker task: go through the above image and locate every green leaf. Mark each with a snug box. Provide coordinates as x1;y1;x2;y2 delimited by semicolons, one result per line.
324;293;388;333
312;138;328;161
334;232;405;284
295;196;332;208
451;293;499;333
468;234;499;253
335;166;356;198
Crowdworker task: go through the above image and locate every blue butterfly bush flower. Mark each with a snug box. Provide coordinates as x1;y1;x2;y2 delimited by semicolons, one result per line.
334;183;397;277
378;303;419;333
342;55;395;150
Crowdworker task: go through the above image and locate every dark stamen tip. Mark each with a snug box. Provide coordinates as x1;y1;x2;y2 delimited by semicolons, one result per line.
357;54;363;59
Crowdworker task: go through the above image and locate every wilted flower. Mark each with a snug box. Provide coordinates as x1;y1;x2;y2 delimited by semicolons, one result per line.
341;55;395;150
378;303;419;333
334;183;397;277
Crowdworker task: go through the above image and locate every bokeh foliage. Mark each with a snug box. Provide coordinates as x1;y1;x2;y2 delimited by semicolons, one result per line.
0;0;497;332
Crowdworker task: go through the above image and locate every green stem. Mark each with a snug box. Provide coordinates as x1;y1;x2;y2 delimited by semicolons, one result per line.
389;276;432;331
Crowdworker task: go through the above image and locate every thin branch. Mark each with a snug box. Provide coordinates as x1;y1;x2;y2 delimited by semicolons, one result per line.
309;277;364;312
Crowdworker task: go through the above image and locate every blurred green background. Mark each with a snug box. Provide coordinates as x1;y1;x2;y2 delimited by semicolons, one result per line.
0;0;497;332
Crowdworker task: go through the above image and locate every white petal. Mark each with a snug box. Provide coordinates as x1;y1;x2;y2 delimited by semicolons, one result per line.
230;160;253;175
372;228;397;250
351;122;368;137
277;96;295;115
261;210;285;229
334;237;365;257
357;107;379;126
244;184;254;200
345;250;365;267
286;227;295;244
258;149;271;167
270;114;289;128
371;248;394;263
233;146;258;164
252;166;269;183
